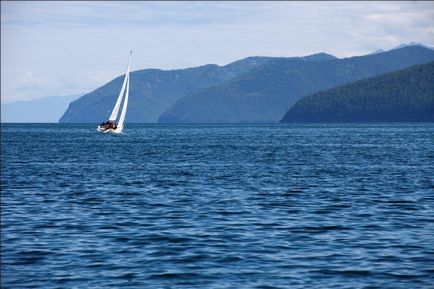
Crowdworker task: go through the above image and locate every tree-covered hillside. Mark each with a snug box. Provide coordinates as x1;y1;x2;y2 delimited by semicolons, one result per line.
159;46;434;123
59;46;434;123
59;57;275;123
59;53;338;123
280;61;434;122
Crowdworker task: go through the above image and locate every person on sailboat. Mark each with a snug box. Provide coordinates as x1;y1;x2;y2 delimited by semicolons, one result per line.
110;121;117;129
99;120;117;130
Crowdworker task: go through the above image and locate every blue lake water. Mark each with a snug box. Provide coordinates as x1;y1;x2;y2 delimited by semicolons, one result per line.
1;123;434;288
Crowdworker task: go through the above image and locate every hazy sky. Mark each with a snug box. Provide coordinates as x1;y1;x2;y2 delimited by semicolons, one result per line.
2;1;434;102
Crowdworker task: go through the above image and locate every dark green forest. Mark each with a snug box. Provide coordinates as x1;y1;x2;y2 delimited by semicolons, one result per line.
281;61;434;122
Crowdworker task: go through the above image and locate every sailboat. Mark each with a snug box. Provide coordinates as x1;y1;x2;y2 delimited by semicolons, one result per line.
97;51;132;134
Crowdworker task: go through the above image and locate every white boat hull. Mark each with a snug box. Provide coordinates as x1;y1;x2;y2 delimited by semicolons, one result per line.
97;126;123;134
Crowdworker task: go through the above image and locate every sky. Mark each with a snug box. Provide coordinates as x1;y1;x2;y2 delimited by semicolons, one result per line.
2;1;434;103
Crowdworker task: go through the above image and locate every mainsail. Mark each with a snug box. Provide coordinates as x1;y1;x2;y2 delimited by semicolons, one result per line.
117;71;129;131
108;51;132;131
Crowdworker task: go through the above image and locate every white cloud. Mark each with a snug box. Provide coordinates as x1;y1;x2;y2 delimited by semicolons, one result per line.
1;1;434;102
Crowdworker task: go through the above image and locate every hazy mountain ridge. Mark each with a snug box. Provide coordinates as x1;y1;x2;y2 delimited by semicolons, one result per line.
58;53;340;123
280;61;434;122
369;42;433;55
301;53;338;61
391;42;433;50
2;94;81;123
58;45;434;124
59;56;281;123
159;46;434;123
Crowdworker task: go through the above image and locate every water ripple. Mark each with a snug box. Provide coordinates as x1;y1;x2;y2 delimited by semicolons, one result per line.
1;123;434;288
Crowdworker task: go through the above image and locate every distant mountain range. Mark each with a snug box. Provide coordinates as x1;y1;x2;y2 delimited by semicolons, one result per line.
391;42;433;50
57;44;434;124
159;46;434;123
59;57;276;123
59;53;339;123
2;94;81;123
369;49;385;55
370;42;434;55
280;61;434;122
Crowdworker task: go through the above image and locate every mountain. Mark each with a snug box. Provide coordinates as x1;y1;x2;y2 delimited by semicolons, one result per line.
1;94;81;123
59;57;275;123
369;49;385;55
391;42;433;50
280;61;434;122
301;53;337;61
370;42;433;55
158;46;434;123
59;53;336;123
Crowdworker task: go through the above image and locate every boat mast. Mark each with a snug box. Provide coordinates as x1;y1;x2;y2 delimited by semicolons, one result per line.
109;51;132;122
117;51;132;130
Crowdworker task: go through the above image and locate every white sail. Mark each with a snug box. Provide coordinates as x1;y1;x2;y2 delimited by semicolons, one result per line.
97;51;132;134
109;52;132;121
117;73;129;131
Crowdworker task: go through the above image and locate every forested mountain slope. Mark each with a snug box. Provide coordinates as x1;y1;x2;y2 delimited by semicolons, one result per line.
280;61;434;122
159;46;434;123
